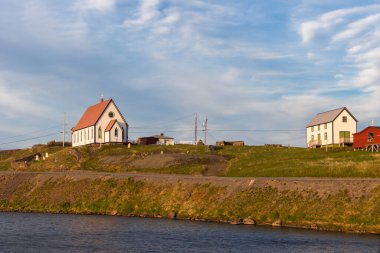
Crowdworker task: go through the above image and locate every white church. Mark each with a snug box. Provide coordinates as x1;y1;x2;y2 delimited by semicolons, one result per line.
71;98;128;147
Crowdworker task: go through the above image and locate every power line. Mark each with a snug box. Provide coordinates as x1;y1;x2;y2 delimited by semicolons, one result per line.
206;129;305;132
0;125;62;141
129;128;306;134
0;132;60;146
130;113;195;130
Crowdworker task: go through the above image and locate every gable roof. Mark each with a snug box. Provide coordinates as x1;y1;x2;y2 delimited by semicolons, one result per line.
353;126;380;135
72;99;112;131
105;119;117;132
306;107;357;128
151;134;174;139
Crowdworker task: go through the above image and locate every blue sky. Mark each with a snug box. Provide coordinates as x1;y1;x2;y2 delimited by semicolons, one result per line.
1;0;380;149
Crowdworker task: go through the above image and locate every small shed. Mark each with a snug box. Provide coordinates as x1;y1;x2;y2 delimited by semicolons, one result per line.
353;126;380;151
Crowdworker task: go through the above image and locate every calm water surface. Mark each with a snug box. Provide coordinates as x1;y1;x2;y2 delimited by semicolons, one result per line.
0;212;379;252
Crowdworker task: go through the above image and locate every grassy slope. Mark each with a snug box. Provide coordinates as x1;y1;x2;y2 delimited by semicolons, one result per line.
0;175;379;233
1;144;380;177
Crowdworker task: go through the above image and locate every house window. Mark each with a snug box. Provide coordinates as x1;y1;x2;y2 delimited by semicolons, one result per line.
324;124;327;129
324;133;328;140
87;129;89;140
342;116;347;123
115;128;118;137
98;127;102;139
311;135;314;141
311;126;314;132
368;132;374;142
121;127;124;141
318;125;320;131
91;128;93;139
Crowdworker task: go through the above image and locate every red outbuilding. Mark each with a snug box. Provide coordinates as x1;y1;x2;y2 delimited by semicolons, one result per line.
353;126;380;150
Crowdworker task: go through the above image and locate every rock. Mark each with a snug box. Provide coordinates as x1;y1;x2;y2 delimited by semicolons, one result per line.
229;219;243;225
69;149;81;161
243;218;256;225
272;220;282;227
168;211;177;219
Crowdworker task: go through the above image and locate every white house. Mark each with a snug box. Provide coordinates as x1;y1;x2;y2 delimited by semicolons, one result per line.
306;107;357;148
71;98;128;147
137;133;175;145
153;134;175;145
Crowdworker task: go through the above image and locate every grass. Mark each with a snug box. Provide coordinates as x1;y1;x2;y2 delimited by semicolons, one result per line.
0;174;379;233
1;144;380;177
224;146;380;177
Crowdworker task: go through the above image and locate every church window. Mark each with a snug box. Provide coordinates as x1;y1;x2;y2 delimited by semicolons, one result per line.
115;128;118;137
98;127;102;139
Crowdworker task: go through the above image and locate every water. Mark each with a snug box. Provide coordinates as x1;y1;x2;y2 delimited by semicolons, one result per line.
0;212;379;253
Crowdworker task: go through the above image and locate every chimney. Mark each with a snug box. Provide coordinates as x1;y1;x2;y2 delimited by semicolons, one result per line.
160;133;164;136
100;98;104;103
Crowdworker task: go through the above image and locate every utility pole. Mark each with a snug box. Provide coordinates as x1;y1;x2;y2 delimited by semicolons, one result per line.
195;113;198;145
203;117;208;145
63;112;67;147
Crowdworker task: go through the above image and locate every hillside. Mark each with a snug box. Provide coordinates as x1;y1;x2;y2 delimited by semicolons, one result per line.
1;144;380;178
0;171;379;233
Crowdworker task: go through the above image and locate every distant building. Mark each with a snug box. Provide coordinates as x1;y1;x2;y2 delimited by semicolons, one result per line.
306;107;357;148
353;126;380;151
137;133;174;146
216;140;245;147
71;98;128;147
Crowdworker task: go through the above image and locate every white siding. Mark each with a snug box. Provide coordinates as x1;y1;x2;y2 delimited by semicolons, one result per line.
72;126;95;147
307;122;333;146
106;123;124;143
95;101;128;144
157;138;175;145
332;110;357;144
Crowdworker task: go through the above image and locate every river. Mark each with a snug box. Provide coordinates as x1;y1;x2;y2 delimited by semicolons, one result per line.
0;212;378;252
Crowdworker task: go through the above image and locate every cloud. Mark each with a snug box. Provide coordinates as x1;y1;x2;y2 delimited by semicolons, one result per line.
294;2;380;130
15;1;89;49
0;76;51;118
125;0;161;26
332;13;380;42
299;4;380;43
74;0;117;12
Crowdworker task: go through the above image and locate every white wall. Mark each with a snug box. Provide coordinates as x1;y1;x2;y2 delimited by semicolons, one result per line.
72;126;94;147
307;122;333;146
332;110;357;144
95;101;128;144
106;123;124;143
157;138;174;145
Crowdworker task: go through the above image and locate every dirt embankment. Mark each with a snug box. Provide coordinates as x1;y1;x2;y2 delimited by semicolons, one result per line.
128;153;227;175
9;147;228;176
0;171;379;234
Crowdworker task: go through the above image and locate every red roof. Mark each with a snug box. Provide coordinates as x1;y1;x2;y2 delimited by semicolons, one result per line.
72;99;112;131
105;119;117;132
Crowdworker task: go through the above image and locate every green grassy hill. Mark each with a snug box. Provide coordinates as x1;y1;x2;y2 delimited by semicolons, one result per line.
1;144;380;177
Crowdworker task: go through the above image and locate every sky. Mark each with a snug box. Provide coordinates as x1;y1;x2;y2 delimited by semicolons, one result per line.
1;0;380;149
